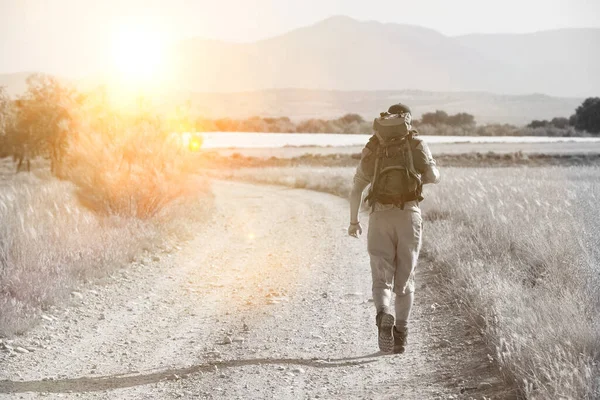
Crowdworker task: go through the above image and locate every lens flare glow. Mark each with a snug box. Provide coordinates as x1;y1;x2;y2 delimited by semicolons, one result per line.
110;22;168;86
177;133;204;152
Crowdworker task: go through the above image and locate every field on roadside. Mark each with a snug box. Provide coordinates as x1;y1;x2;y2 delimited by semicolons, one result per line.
0;157;212;337
210;165;600;399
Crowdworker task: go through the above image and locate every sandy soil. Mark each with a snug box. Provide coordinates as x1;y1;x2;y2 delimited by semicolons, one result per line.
0;181;508;400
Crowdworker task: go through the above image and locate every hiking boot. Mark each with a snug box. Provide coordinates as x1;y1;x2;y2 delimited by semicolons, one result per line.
393;327;408;354
375;312;395;353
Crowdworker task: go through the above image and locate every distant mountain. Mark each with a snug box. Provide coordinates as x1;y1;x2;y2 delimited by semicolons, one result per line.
456;29;600;97
170;16;516;94
169;16;600;97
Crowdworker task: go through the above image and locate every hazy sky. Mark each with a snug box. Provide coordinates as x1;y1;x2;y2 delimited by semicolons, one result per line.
1;0;599;76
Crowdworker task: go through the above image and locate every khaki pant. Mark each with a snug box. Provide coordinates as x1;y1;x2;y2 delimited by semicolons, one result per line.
367;201;422;330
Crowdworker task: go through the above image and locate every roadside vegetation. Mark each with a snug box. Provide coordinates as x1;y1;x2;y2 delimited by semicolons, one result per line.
0;76;212;336
211;164;600;400
192;100;599;137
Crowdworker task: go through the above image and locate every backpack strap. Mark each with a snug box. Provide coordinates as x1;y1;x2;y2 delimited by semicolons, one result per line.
374;129;385;145
366;136;384;212
404;131;424;201
372;129;388;183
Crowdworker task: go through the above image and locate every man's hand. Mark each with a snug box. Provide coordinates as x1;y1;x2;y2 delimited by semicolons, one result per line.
348;222;363;238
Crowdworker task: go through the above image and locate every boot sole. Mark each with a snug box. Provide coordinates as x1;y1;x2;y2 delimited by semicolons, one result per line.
377;313;395;353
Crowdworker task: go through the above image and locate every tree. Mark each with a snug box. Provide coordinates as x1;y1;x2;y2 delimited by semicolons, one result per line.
550;117;570;129
446;112;475;127
214;118;238;132
13;74;81;174
0;87;16;159
421;110;449;126
338;113;364;125
570;97;600;134
528;120;549;129
527;117;570;130
296;118;332;133
420;110;476;127
263;117;295;133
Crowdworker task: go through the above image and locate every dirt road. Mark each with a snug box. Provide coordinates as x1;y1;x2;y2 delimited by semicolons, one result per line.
0;181;501;399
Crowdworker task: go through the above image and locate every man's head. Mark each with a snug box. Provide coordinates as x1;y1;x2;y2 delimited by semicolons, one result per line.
388;103;411;116
385;103;412;127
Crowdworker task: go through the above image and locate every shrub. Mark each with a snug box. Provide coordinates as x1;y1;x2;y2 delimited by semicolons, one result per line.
528;117;571;130
296;118;333;133
338;113;365;125
528;120;549;129
421;110;449;126
550;117;570;129
0;87;16;158
11;74;81;175
446;112;476;127
420;111;476;127
65;96;202;219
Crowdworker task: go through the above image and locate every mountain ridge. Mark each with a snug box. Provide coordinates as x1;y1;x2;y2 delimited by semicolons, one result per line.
168;16;599;97
3;16;599;97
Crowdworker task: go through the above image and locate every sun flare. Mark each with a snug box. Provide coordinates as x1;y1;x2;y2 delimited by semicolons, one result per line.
110;22;168;86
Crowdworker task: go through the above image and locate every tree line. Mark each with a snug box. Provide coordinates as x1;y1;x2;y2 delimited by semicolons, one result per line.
191;111;480;134
192;105;599;137
528;98;600;134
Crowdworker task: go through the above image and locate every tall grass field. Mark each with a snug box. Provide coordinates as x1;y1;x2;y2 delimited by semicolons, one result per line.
214;165;600;399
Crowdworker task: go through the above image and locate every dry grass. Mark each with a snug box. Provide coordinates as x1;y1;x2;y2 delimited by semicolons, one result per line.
0;138;212;337
207;166;355;198
65;119;202;219
213;165;600;399
423;167;600;399
0;169;149;335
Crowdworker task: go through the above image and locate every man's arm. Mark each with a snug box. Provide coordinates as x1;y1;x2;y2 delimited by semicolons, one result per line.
350;170;370;223
348;164;370;237
412;137;440;184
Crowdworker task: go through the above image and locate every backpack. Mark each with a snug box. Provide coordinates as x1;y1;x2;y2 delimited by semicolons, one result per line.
361;112;423;209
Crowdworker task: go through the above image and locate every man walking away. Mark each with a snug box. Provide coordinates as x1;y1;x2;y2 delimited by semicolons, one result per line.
348;103;440;354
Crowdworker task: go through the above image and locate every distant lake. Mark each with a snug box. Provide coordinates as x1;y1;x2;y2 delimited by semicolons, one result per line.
201;132;600;149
